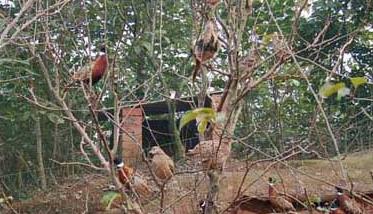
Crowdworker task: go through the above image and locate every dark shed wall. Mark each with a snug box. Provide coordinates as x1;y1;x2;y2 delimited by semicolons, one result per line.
142;119;199;156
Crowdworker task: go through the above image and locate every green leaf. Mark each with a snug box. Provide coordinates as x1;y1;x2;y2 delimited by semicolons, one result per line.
19;112;31;121
350;77;367;88
179;111;198;130
179;107;216;131
47;113;64;124
197;120;208;134
100;191;121;210
290;79;300;87
319;82;346;98
141;41;153;52
261;33;273;46
163;36;171;44
0;58;30;65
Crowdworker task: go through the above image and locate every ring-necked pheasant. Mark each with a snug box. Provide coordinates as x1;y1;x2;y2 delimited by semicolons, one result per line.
113;157;134;186
64;46;108;92
330;203;347;214
335;186;363;214
113;158;152;198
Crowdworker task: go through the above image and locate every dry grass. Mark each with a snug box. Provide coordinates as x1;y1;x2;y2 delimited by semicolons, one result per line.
7;151;373;213
159;151;373;213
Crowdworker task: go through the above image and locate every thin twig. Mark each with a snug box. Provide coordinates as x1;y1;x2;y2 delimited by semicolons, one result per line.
49;159;105;170
264;0;347;180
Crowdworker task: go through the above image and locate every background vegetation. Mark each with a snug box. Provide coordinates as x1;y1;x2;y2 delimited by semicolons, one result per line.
0;0;372;212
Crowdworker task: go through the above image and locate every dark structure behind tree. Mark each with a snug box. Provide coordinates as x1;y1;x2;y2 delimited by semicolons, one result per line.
98;92;223;166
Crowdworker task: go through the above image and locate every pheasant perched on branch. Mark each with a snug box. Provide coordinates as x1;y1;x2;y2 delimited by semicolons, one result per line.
205;0;220;8
64;46;108;91
268;177;296;212
192;19;220;81
272;32;290;62
238;51;260;83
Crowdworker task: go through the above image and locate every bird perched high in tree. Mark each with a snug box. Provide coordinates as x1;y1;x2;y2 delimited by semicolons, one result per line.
268;177;296;213
205;0;220;9
148;146;175;183
335;187;363;214
65;46;108;91
238;50;260;81
271;32;290;62
192;19;220;81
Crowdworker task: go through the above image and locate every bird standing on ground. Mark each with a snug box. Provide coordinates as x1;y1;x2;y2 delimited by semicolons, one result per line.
330;204;347;214
65;46;108;91
186;140;230;171
192;19;220;81
113;158;152;199
114;158;134;186
268;177;296;212
199;200;216;214
148;146;175;183
335;187;363;214
131;174;153;199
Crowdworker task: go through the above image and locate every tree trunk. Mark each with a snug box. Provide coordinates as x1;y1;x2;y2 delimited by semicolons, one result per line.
111;95;121;157
69;120;75;176
167;98;185;160
35;113;47;190
204;79;244;214
52;123;59;160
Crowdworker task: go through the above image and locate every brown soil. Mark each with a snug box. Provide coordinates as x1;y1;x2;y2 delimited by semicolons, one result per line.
4;151;373;214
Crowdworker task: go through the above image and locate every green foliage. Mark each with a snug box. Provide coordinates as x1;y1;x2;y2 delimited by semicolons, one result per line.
319;77;368;99
100;191;121;210
46;113;64;125
179;108;216;134
0;0;372;200
350;77;368;88
319;82;348;99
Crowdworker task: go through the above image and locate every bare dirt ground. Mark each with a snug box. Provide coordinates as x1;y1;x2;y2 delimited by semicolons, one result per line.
5;151;373;214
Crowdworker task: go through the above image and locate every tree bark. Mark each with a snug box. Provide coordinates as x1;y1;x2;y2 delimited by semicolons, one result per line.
34;113;47;190
167;98;185;160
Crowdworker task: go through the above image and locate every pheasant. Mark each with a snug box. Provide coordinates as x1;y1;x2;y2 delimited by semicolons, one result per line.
113;158;134;186
113;158;152;198
335;187;363;214
192;19;220;81
148;146;175;183
186;139;230;170
64;46;108;93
